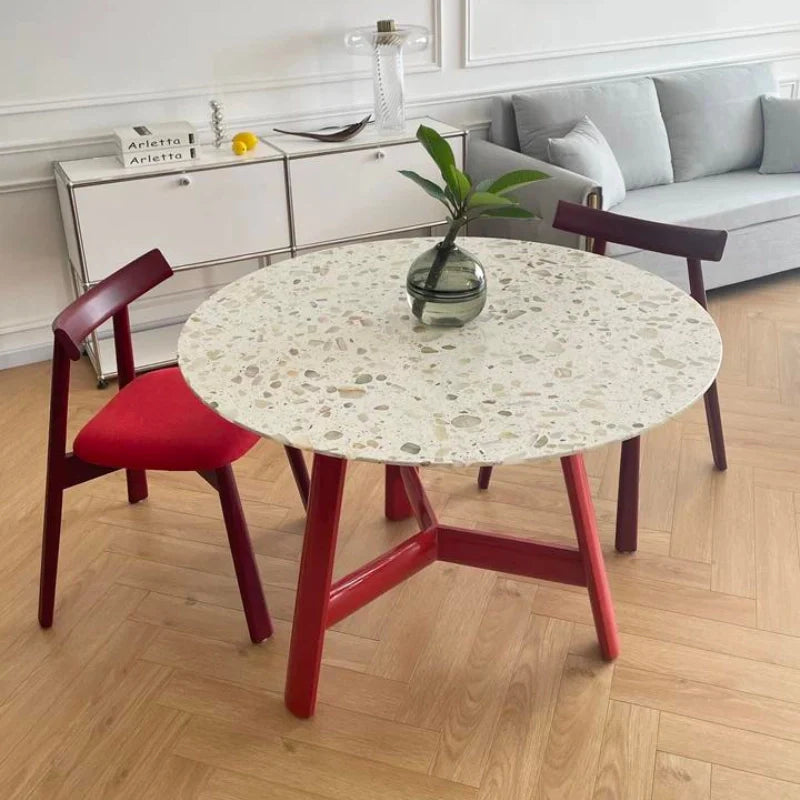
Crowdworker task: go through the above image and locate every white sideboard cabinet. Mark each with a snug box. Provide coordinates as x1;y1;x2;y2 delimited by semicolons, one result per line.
55;117;466;385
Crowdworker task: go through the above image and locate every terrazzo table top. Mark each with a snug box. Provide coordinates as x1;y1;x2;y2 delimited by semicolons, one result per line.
178;237;722;467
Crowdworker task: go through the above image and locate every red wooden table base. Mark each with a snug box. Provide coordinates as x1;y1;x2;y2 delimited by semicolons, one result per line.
284;454;620;718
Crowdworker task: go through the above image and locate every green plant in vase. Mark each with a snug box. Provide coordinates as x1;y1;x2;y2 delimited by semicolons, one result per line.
400;124;548;326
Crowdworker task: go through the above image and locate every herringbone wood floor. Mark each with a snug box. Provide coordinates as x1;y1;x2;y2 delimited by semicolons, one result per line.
6;271;800;798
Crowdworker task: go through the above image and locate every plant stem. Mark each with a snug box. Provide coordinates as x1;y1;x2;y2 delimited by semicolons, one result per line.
410;218;465;320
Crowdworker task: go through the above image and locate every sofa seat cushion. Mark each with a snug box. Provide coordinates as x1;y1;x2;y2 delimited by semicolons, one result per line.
654;63;777;182
607;169;800;257
512;77;673;191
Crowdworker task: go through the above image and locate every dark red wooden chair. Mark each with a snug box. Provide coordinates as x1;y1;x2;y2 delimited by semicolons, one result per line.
40;249;310;642
478;200;728;553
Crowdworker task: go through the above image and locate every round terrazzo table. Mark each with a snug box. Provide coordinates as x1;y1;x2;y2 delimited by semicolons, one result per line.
178;237;722;718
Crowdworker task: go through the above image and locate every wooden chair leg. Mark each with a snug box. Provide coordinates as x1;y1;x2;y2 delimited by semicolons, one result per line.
216;464;272;643
703;381;727;471
126;469;148;504
385;464;413;520
285;454;347;718
477;466;493;490
38;468;65;628
687;258;727;471
615;437;640;553
285;446;310;509
561;453;619;660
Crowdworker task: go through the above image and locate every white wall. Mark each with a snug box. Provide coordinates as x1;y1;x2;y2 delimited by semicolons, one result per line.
2;0;800;368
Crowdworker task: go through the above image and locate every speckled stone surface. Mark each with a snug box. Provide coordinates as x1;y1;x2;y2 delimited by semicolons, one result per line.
178;237;722;467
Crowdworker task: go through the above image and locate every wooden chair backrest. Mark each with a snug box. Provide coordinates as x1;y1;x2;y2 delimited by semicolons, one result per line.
553;201;728;262
47;249;173;468
52;248;173;366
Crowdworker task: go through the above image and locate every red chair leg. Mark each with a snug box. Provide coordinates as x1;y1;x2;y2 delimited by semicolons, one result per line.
286;454;347;718
478;466;493;490
703;381;727;471
38;470;64;628
561;453;619;661
385;464;413;520
216;464;272;644
126;469;148;504
615;437;640;553
285;446;310;509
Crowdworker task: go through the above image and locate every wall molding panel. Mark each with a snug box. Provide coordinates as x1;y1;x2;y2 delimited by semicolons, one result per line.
0;1;442;119
464;12;800;68
0;178;56;195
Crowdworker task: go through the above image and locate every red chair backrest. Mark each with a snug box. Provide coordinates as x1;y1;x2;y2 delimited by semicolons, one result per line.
553;201;728;263
52;248;172;391
53;248;173;362
46;250;174;468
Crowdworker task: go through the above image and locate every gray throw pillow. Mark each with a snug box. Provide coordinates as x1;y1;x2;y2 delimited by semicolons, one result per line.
512;77;673;191
654;63;777;182
760;95;800;174
548;117;626;208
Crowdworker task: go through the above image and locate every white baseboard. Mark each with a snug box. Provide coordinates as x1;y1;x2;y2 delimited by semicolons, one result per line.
0;319;53;370
0;345;53;371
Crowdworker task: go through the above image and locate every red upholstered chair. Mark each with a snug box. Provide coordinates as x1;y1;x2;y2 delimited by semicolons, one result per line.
478;201;728;553
40;249;310;642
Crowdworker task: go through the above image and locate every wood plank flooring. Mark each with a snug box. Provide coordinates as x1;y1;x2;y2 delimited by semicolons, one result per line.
4;269;800;797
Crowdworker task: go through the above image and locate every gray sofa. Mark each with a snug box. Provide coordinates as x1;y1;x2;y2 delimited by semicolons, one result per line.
468;63;800;290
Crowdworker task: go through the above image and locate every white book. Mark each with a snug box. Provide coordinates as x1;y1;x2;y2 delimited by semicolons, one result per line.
119;146;197;168
114;121;196;152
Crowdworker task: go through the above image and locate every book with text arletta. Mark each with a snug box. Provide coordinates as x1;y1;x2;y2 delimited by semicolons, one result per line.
114;121;197;153
119;146;197;168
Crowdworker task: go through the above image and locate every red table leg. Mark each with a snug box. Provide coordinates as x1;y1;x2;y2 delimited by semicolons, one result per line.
561;454;620;660
385;464;413;520
286;453;619;717
285;453;347;718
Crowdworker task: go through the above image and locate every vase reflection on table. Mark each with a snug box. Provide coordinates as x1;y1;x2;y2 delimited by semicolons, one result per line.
400;124;549;326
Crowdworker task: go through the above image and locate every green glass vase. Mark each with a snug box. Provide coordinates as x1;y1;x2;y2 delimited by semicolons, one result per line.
406;242;487;327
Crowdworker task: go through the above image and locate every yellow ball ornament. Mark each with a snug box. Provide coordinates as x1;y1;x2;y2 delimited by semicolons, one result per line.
233;131;258;151
231;139;248;156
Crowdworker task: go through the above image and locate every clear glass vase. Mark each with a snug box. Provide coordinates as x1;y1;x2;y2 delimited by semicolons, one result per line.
406;242;487;327
344;23;430;134
372;43;405;131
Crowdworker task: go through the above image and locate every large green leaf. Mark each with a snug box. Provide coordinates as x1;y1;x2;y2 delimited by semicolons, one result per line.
445;165;471;203
480;206;536;218
467;191;514;210
416;125;460;197
488;169;549;195
398;169;452;211
473;178;493;193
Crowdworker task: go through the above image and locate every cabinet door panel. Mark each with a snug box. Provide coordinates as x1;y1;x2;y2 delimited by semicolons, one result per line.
74;161;289;281
290;137;464;248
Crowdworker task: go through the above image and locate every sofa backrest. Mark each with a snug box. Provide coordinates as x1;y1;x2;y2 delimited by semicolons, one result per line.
489;63;778;190
490;96;521;152
509;77;673;191
654;63;777;182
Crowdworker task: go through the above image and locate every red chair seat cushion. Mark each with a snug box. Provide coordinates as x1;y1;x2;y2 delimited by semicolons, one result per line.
73;367;258;471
